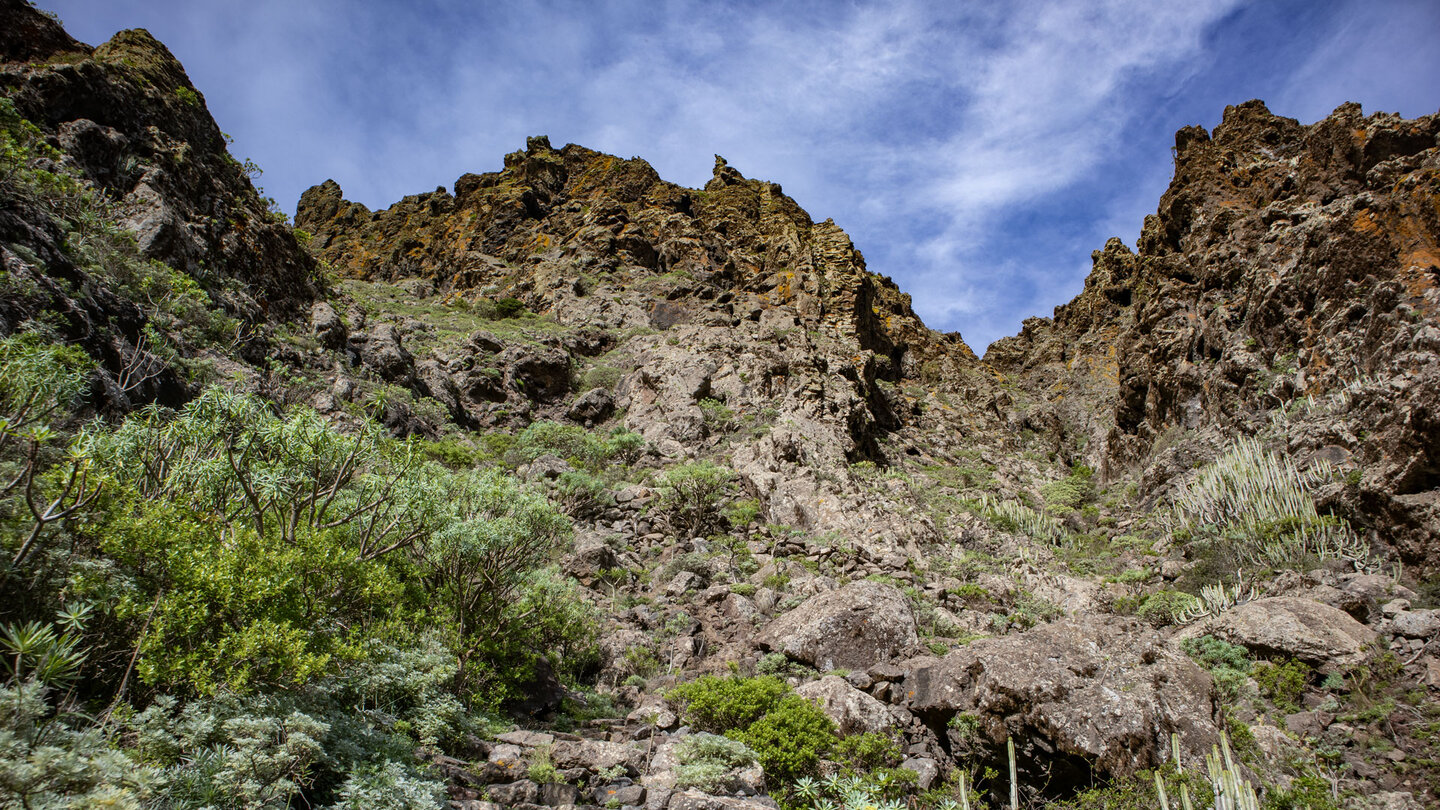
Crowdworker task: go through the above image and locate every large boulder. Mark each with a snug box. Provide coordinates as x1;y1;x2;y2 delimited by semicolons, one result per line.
1178;596;1377;671
904;616;1217;782
795;675;898;735
757;580;918;671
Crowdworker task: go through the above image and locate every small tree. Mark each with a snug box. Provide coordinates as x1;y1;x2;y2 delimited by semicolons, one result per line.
657;461;735;538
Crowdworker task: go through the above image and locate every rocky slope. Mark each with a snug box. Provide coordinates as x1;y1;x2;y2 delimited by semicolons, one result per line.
3;2;1439;808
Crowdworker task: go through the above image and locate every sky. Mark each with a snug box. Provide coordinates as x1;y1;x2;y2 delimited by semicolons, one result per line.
40;0;1440;353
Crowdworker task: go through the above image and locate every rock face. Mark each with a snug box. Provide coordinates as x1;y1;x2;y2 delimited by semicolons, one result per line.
1178;596;1378;670
757;580;919;671
0;0;321;414
990;100;1440;572
1;6;320;319
905;616;1218;783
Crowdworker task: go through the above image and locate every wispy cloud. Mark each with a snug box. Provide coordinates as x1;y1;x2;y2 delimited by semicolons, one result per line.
39;0;1440;351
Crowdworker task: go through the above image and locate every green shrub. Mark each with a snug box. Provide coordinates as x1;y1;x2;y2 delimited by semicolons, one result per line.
492;297;525;318
665;675;790;734
1254;658;1309;714
1041;466;1093;510
1130;590;1201;628
657;461;736;537
699;398;737;435
730;695;836;783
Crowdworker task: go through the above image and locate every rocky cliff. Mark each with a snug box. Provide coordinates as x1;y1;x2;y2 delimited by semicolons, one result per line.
3;2;1439;808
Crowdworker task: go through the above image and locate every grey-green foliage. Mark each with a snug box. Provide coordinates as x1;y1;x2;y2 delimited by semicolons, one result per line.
0;682;147;809
0;336;92;453
328;761;446;810
132;668;447;810
81;387;442;557
514;421;644;471
1167;437;1371;569
1040;465;1093;511
673;732;756;793
427;468;572;648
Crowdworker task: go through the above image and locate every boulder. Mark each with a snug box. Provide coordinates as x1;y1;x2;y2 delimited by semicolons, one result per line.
357;322;414;384
794;675;896;735
757;580;918;670
310;301;347;349
552;738;646;774
568;387;615;426
1179;596;1377;670
905;615;1217;780
1390;609;1439;639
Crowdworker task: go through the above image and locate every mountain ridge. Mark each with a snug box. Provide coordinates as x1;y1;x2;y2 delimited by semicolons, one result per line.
2;2;1439;807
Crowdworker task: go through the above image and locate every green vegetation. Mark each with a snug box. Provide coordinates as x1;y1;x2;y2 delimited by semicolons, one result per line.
0;352;597;806
1168;437;1371;572
666;675;837;785
656;460;737;537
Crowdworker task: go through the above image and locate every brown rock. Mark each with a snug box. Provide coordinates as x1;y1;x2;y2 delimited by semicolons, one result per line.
795;675;898;735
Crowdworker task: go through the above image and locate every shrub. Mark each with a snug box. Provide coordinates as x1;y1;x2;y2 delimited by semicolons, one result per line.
665;675;789;734
657;461;736;537
1134;590;1201;627
698;398;737;435
1253;658;1309;714
730;695;836;783
1167;437;1371;570
0;682;145;809
492;297;525;318
673;733;756;792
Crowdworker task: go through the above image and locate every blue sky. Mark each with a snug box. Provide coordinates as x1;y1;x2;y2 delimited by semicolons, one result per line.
41;0;1440;353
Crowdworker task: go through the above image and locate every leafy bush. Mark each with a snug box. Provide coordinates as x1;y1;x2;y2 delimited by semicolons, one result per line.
1132;590;1201;628
698;398;736;435
0;682;146;809
666;675;790;734
329;761;446;809
513;421;644;471
673;733;756;792
730;696;836;784
1041;466;1093;510
1253;658;1309;714
656;461;736;537
492;297;525;318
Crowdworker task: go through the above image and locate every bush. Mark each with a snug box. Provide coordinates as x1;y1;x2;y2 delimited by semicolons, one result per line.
1132;590;1201;628
673;733;756;792
1254;658;1309;714
492;297;525;318
730;695;835;783
666;675;789;733
0;682;145;809
657;461;736;537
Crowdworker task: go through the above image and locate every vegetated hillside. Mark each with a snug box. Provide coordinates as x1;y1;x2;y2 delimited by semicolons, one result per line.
1;2;1438;809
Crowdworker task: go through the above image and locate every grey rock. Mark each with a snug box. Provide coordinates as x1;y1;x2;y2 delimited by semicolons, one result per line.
568;387;615;426
310;301;347;349
900;757;939;790
757;580;918;671
1179;596;1377;670
795;676;895;735
906;615;1217;780
1391;609;1439;639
